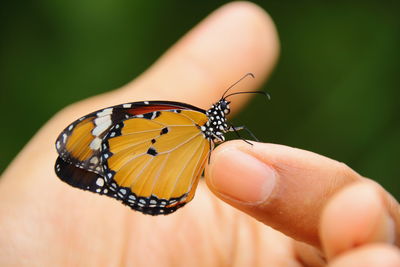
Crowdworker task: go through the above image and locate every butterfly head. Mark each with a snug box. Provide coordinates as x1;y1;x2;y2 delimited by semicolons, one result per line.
219;99;231;115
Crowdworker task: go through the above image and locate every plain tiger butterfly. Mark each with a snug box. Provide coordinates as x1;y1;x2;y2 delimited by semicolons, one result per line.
55;73;266;215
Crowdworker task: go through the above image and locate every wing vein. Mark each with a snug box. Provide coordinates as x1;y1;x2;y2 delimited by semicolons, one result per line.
149;152;171;199
168;135;206;199
121;124;198;136
175;112;202;125
129;156;154;189
186;139;209;192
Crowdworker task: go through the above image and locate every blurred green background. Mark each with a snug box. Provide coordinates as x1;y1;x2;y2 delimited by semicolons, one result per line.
1;1;399;199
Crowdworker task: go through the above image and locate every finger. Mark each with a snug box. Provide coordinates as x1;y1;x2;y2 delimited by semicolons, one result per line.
321;182;397;260
205;141;364;247
328;244;400;267
293;241;327;267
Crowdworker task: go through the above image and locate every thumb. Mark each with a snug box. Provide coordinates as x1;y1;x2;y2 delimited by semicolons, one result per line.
205;140;363;247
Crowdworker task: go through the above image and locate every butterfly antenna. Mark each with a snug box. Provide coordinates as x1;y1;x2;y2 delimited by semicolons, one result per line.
221;73;255;99
224;90;271;101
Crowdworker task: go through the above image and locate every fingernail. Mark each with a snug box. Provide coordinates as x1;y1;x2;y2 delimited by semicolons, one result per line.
209;147;276;204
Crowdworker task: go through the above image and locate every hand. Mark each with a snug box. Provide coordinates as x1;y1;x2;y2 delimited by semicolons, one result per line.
0;2;398;266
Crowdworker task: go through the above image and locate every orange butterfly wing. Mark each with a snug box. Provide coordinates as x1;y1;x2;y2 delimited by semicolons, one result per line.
55;101;211;215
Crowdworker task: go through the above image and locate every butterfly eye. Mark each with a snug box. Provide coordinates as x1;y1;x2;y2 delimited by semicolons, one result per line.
220;100;230;115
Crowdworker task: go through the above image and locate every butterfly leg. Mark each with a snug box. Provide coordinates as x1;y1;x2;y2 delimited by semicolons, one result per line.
207;140;212;164
227;125;259;145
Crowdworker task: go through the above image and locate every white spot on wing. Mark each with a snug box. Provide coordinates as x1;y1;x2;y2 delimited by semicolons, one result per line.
94;115;111;126
89;137;102;150
96;178;104;187
92;115;112;136
56;141;61;150
97;108;113;117
62;133;67;143
144;101;149;105
90;157;99;164
123;103;132;108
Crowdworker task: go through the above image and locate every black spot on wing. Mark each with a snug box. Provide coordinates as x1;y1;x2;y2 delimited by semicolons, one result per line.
160;127;169;135
147;147;158;156
143;111;161;120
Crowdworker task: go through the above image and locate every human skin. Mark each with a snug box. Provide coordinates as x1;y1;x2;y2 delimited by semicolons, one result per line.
0;2;399;266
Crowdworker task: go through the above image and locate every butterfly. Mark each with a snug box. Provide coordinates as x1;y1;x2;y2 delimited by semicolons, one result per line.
55;73;265;215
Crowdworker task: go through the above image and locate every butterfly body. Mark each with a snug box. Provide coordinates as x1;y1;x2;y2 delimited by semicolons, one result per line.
55;99;233;215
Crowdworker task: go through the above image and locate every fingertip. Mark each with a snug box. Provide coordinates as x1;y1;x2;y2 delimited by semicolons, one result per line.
321;182;396;259
329;244;400;267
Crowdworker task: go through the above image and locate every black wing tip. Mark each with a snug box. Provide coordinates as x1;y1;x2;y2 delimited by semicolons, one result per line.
114;190;188;216
55;157;106;193
55;157;187;216
122;202;186;216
